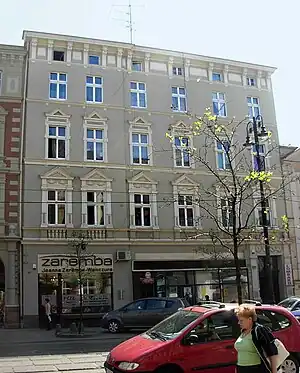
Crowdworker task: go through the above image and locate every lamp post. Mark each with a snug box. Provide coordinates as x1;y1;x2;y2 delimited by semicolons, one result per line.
244;115;274;304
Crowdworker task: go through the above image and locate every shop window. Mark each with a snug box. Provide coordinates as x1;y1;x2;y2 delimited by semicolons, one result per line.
39;272;112;316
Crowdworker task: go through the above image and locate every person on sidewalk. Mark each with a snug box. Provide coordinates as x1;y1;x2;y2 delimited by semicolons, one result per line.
234;305;278;373
44;298;52;330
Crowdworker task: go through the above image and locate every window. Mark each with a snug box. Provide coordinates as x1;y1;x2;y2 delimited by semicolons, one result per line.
47;126;66;159
178;195;194;227
220;197;233;228
89;55;100;65
216;141;230;170
253;144;266;171
0;71;2;93
247;97;260;118
173;67;183;76
146;299;167;310
126;300;145;311
130;82;147;108
172;87;187;112
132;61;142;72
49;73;67;100
134;194;151;227
53;51;65;62
269;311;291;330
212;73;222;82
247;77;256;87
207;312;235;340
174;136;190;167
132;133;149;165
256;198;271;227
212;92;226;117
85;128;104;161
86;191;104;226
47;190;66;225
86;76;103;103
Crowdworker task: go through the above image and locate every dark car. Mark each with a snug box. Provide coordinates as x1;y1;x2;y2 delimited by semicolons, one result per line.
278;296;300;312
101;297;188;333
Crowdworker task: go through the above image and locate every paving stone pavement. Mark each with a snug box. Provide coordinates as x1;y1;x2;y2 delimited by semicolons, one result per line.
0;352;109;373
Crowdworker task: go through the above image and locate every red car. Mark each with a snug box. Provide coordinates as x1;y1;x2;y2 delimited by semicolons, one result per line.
104;304;300;373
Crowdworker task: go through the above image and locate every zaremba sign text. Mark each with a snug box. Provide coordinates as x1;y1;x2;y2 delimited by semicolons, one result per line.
38;254;113;273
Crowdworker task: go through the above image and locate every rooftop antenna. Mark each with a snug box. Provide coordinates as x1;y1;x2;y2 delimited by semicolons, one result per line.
111;0;144;44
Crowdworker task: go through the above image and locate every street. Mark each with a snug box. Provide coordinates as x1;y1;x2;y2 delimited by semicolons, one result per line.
0;329;137;373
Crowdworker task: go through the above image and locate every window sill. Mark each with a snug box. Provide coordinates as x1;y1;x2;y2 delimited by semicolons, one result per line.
174;226;200;230
86;101;104;104
84;159;105;163
46;157;67;161
130;106;147;109
49;98;67;101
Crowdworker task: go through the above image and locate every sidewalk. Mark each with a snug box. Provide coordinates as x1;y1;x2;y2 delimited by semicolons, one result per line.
0;352;108;373
0;328;134;344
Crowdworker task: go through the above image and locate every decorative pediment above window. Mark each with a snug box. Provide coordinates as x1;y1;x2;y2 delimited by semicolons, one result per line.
40;167;73;190
172;174;198;194
83;111;108;125
169;120;191;134
0;106;8;118
80;169;112;191
45;109;71;123
129;116;152;129
128;171;158;193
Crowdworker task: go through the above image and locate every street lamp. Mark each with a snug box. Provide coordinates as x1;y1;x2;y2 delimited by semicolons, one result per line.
244;115;274;304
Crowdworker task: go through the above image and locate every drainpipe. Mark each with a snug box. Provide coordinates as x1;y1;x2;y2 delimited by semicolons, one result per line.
18;46;29;328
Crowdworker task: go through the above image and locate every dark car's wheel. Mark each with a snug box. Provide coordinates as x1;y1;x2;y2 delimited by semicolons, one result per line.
281;355;299;373
108;320;121;333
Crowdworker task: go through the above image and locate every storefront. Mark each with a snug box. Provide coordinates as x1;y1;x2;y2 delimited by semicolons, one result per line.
132;259;249;304
37;253;113;327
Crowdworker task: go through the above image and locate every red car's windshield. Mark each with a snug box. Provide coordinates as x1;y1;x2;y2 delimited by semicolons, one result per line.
145;309;202;341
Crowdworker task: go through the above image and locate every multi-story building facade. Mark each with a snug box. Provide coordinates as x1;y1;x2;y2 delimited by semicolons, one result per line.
280;146;300;297
21;30;293;327
0;44;26;327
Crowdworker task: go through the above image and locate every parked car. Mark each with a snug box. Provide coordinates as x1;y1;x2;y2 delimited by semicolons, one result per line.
101;297;188;333
105;304;300;373
278;296;300;312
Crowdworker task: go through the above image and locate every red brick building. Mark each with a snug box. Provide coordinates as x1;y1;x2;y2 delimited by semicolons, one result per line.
0;44;26;327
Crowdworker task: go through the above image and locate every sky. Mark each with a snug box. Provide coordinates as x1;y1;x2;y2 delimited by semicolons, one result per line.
0;0;298;146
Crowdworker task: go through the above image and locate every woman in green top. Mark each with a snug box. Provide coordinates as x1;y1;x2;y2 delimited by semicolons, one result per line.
234;305;278;373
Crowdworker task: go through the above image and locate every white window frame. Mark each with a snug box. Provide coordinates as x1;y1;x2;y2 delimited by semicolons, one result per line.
128;172;158;229
247;77;256;87
172;175;200;229
81;169;113;228
46;190;66;226
253;192;277;228
44;110;71;161
215;140;231;170
41;167;73;228
132;61;142;72
129;117;153;166
83;112;108;162
217;196;234;229
212;92;227;117
173;67;183;76
133;194;152;227
170;121;195;169
247;96;260;118
49;72;67;100
251;142;270;171
177;195;195;227
130;81;147;108
86;76;103;103
0;70;2;94
172;86;187;112
88;55;101;65
173;136;191;168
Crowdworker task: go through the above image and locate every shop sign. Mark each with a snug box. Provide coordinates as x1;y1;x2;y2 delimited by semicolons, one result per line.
41;294;110;309
38;254;113;273
284;263;293;286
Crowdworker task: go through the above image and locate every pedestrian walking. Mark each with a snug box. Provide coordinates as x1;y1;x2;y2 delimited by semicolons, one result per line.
234;305;278;373
44;298;52;330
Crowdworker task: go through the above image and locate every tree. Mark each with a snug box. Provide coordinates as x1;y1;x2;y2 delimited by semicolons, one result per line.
69;232;90;334
166;109;293;304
